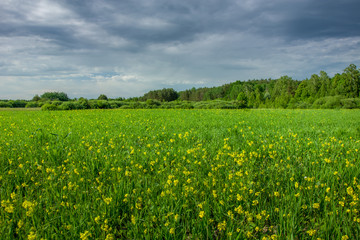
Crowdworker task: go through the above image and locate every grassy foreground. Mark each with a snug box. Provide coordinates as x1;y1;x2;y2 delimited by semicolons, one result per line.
1;109;360;239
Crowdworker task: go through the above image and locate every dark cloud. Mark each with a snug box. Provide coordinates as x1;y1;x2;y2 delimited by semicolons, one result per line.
0;0;359;99
281;0;360;40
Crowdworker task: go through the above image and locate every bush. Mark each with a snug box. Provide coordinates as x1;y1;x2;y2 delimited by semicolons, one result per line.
109;101;125;109
73;102;85;110
128;102;143;109
220;104;237;109
312;98;326;108
312;96;344;109
177;103;194;109
120;105;132;109
59;102;76;110
341;98;360;109
323;96;343;109
9;100;27;108
37;102;46;107
25;102;40;108
97;100;110;109
0;101;12;108
41;103;58;111
52;101;63;106
146;99;161;106
78;98;90;109
296;101;312;109
88;100;99;109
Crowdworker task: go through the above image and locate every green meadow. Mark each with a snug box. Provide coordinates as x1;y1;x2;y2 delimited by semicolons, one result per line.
1;109;360;239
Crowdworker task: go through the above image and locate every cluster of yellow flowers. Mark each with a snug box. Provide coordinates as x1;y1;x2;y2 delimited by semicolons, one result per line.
1;109;360;239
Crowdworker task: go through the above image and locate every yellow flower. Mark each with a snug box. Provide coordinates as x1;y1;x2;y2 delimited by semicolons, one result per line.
313;203;320;209
17;220;24;229
28;231;37;240
217;221;226;231
22;200;34;209
131;215;136;225
271;235;278;240
1;200;14;213
307;229;316;236
169;228;175;234
347;187;354;196
103;197;112;205
199;211;205;218
105;234;115;240
80;230;91;240
342;235;349;240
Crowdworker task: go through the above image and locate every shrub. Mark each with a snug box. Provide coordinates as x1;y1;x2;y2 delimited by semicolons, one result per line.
146;99;161;106
59;102;76;110
0;101;12;108
120;105;132;109
52;101;63;106
341;98;360;109
88;100;99;109
109;101;124;109
41;103;58;111
78;98;90;109
25;102;40;108
9;100;27;108
97;100;110;109
323;96;343;109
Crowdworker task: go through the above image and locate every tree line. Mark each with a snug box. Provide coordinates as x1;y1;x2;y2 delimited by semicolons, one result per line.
1;63;359;110
175;64;360;109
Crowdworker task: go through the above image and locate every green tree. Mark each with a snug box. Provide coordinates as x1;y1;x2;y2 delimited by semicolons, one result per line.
98;94;108;100
295;80;310;100
343;64;360;97
236;92;248;108
32;94;41;101
41;92;69;101
316;71;331;97
78;97;90;109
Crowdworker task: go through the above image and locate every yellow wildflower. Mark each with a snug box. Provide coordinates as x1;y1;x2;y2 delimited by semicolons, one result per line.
80;230;91;240
28;231;37;240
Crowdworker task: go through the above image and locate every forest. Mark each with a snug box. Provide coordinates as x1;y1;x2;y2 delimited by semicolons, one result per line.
1;63;359;110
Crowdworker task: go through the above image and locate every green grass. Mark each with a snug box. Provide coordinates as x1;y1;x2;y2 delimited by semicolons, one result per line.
1;109;360;239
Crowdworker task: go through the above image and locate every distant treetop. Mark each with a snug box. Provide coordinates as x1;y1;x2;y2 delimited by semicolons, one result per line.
40;92;70;101
98;94;108;100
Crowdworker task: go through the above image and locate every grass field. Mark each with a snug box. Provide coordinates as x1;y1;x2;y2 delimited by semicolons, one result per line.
1;109;360;239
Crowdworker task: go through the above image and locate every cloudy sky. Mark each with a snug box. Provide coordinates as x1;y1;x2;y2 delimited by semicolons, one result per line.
0;0;359;99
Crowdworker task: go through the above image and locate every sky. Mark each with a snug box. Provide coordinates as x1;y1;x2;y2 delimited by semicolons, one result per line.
0;0;359;99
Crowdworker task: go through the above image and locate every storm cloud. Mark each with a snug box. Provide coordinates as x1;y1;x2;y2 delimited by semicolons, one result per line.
0;0;359;99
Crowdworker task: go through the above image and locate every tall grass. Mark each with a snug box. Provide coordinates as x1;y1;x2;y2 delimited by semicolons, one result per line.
1;109;360;239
